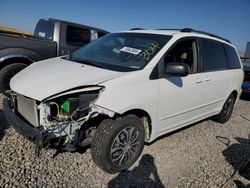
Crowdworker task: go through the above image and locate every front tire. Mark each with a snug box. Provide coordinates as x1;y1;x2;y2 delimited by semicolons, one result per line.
213;93;236;123
0;63;27;93
91;115;145;174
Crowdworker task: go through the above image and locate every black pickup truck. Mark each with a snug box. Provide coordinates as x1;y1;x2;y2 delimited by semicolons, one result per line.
0;18;109;92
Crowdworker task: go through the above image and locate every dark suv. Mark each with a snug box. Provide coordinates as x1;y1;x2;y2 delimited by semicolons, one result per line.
242;58;250;93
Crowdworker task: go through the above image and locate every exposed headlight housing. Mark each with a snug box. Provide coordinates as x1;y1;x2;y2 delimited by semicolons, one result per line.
40;86;104;127
60;92;99;115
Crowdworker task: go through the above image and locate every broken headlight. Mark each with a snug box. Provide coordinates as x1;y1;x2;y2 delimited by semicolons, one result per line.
45;89;102;125
60;92;99;117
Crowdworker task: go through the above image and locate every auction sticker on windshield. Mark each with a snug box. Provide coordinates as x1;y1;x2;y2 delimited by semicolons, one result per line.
120;47;142;55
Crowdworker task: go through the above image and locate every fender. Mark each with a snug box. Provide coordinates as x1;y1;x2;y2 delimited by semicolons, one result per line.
0;54;34;64
0;47;43;63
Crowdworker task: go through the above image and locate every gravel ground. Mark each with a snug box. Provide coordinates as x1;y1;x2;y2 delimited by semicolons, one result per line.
0;94;250;188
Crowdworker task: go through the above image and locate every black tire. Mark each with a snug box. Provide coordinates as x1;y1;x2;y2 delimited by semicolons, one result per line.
213;93;236;123
0;63;27;93
91;115;145;174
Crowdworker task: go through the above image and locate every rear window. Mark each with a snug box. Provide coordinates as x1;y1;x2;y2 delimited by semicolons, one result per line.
224;45;241;69
66;26;91;46
200;39;227;72
34;20;54;40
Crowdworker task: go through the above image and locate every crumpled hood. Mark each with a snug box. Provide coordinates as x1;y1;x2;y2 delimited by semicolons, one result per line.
10;57;125;101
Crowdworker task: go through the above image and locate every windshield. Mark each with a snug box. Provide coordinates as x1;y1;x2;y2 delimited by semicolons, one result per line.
70;33;171;72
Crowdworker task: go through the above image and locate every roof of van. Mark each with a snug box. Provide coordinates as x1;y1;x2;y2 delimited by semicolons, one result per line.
125;28;231;45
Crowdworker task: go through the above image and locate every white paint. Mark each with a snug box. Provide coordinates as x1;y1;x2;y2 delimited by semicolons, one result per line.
10;31;244;143
10;57;126;101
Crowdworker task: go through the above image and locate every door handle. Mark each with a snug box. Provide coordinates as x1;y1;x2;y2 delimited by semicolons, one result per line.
195;78;203;84
204;76;211;82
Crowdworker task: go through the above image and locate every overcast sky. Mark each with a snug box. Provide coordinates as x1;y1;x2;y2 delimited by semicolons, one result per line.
0;0;249;54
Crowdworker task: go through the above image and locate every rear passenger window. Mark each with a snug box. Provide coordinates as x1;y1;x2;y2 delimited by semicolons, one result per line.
224;45;241;69
66;26;90;46
98;32;106;38
200;39;227;72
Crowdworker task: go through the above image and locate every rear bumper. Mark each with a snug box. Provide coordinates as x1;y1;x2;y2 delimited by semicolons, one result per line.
3;98;47;146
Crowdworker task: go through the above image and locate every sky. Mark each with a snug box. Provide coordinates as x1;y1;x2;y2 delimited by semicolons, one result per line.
0;0;249;54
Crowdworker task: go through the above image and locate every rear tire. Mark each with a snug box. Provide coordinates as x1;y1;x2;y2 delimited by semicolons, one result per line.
91;115;145;174
0;63;27;94
212;93;235;123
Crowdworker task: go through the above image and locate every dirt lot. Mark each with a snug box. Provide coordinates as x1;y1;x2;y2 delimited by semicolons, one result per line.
0;94;250;188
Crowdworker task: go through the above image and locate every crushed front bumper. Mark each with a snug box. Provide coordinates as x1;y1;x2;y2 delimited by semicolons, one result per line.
3;98;47;146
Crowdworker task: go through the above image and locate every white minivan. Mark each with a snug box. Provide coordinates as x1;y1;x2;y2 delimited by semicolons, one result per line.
4;28;243;173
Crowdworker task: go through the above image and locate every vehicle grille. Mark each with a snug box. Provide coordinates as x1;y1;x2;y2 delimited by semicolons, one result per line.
16;95;39;127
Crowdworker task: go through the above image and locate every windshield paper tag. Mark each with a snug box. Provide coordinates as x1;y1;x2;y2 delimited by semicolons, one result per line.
120;47;141;55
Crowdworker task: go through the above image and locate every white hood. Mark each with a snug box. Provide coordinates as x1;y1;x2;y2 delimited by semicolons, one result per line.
10;58;125;101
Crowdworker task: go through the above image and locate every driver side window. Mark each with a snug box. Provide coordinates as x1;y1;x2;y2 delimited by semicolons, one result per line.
164;39;198;73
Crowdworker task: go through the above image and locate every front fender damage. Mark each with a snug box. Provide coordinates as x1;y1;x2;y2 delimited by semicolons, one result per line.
44;103;116;151
8;88;117;155
88;104;116;119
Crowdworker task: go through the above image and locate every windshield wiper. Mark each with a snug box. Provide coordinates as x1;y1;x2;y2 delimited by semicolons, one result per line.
61;53;72;60
70;58;104;68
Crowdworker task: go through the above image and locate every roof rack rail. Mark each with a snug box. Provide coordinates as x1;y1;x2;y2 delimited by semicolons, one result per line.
131;28;180;31
157;28;180;31
130;28;145;30
180;28;231;43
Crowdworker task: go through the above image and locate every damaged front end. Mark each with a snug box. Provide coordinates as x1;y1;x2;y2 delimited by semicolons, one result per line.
3;86;115;155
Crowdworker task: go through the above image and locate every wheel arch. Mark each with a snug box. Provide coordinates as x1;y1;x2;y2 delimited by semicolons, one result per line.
231;90;238;99
120;108;152;142
0;55;33;69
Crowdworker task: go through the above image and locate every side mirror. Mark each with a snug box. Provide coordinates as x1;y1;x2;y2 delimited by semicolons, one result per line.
163;62;190;77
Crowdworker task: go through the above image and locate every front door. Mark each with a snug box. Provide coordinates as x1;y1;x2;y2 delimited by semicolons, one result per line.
157;38;204;135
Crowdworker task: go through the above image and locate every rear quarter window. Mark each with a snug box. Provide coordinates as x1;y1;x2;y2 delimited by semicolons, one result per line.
34;20;54;40
98;31;106;38
66;26;91;46
224;44;241;69
200;38;227;72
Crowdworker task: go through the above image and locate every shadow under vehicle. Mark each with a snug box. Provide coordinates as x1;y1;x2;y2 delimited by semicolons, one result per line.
220;134;250;187
108;154;164;188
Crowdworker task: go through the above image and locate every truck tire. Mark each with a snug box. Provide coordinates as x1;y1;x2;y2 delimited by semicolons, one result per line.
212;93;235;123
91;115;145;174
0;63;27;93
